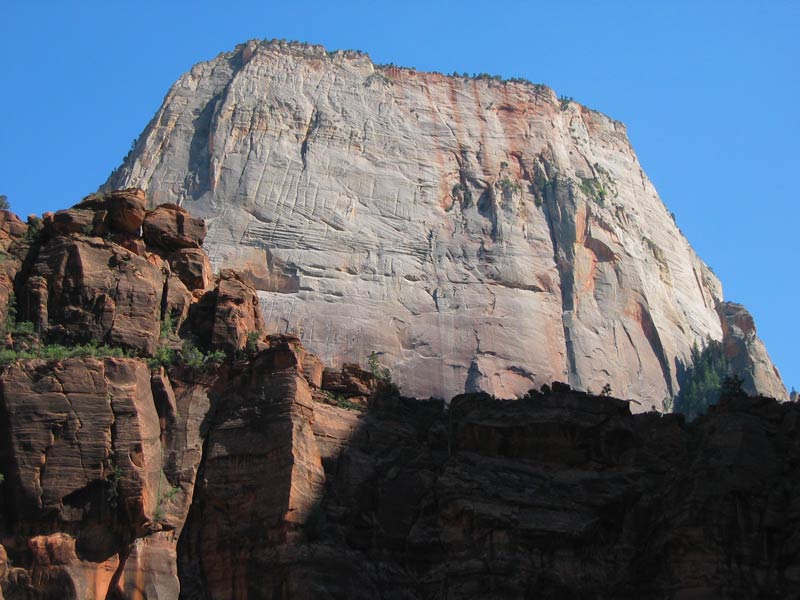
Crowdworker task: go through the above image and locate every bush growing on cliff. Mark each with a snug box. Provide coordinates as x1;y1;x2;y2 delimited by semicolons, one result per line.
147;339;227;371
246;330;261;354
148;345;176;369
368;351;392;384
160;313;176;340
177;341;226;369
154;484;180;522
0;311;132;367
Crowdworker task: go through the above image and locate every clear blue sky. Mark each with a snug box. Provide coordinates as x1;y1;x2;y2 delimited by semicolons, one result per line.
1;1;797;391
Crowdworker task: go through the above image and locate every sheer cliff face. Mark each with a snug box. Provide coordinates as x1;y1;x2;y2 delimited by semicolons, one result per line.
109;40;784;404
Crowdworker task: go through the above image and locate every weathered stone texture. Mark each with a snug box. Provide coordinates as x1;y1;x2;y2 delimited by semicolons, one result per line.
0;211;27;326
222;388;800;599
109;40;786;403
209;269;265;354
142;204;206;251
177;341;325;599
21;235;164;354
0;355;217;599
717;300;787;400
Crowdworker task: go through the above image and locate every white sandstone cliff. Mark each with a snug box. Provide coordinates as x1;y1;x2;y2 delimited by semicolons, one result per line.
108;40;786;406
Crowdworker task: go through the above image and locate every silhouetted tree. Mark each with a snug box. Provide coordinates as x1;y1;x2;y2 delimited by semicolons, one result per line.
0;195;8;210
674;340;730;420
720;374;746;399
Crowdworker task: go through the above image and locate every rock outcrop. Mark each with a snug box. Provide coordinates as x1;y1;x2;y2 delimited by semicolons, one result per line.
203;388;799;599
0;191;260;599
0;210;28;326
107;39;787;404
717;301;786;400
0;193;797;598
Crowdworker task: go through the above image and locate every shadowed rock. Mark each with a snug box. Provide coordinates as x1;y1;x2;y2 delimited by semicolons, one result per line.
0;190;796;599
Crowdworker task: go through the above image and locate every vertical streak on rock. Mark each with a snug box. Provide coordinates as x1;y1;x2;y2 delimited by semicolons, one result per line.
539;166;580;387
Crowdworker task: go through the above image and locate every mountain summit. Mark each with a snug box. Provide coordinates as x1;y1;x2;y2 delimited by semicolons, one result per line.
108;39;785;404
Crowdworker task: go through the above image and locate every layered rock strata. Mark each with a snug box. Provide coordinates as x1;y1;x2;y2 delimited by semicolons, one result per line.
0;194;796;598
107;39;786;403
0;190;265;598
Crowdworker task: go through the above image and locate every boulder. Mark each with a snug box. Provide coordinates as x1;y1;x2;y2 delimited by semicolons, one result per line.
110;232;146;255
0;210;27;252
168;247;213;291
322;363;377;397
300;349;325;388
163;273;193;332
43;208;94;237
104;188;147;234
74;188;147;235
142;204;206;250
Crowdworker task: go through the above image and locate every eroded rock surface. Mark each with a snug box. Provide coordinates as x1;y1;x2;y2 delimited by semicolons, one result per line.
0;192;795;599
108;39;786;403
717;301;787;400
0;358;209;599
0;210;28;326
183;387;800;599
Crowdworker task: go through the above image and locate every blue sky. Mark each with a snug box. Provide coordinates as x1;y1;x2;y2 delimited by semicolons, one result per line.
1;1;797;391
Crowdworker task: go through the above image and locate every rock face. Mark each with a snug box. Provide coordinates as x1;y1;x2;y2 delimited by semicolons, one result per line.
208;389;800;599
0;191;267;599
24;233;165;354
0;357;207;599
107;39;786;404
0;194;797;598
717;301;786;400
0;210;28;326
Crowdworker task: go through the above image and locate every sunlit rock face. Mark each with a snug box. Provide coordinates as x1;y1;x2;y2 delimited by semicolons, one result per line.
108;39;786;405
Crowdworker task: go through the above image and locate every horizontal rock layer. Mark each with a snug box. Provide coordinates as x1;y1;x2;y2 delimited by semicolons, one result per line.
108;39;786;403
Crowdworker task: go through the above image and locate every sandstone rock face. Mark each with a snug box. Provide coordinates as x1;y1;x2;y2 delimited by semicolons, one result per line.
173;367;800;598
717;301;786;400
178;341;325;599
167;247;213;292
0;193;271;598
209;269;265;353
0;357;208;599
22;234;165;355
0;197;796;598
108;40;786;403
142;205;206;251
0;211;27;325
74;188;147;235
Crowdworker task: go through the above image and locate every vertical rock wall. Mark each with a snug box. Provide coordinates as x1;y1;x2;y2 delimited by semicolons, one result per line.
109;40;786;403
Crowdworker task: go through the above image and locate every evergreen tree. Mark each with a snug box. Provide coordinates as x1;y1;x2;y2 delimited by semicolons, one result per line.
674;340;730;420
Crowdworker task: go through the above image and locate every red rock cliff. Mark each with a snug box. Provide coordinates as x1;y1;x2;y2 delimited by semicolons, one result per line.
0;191;797;599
